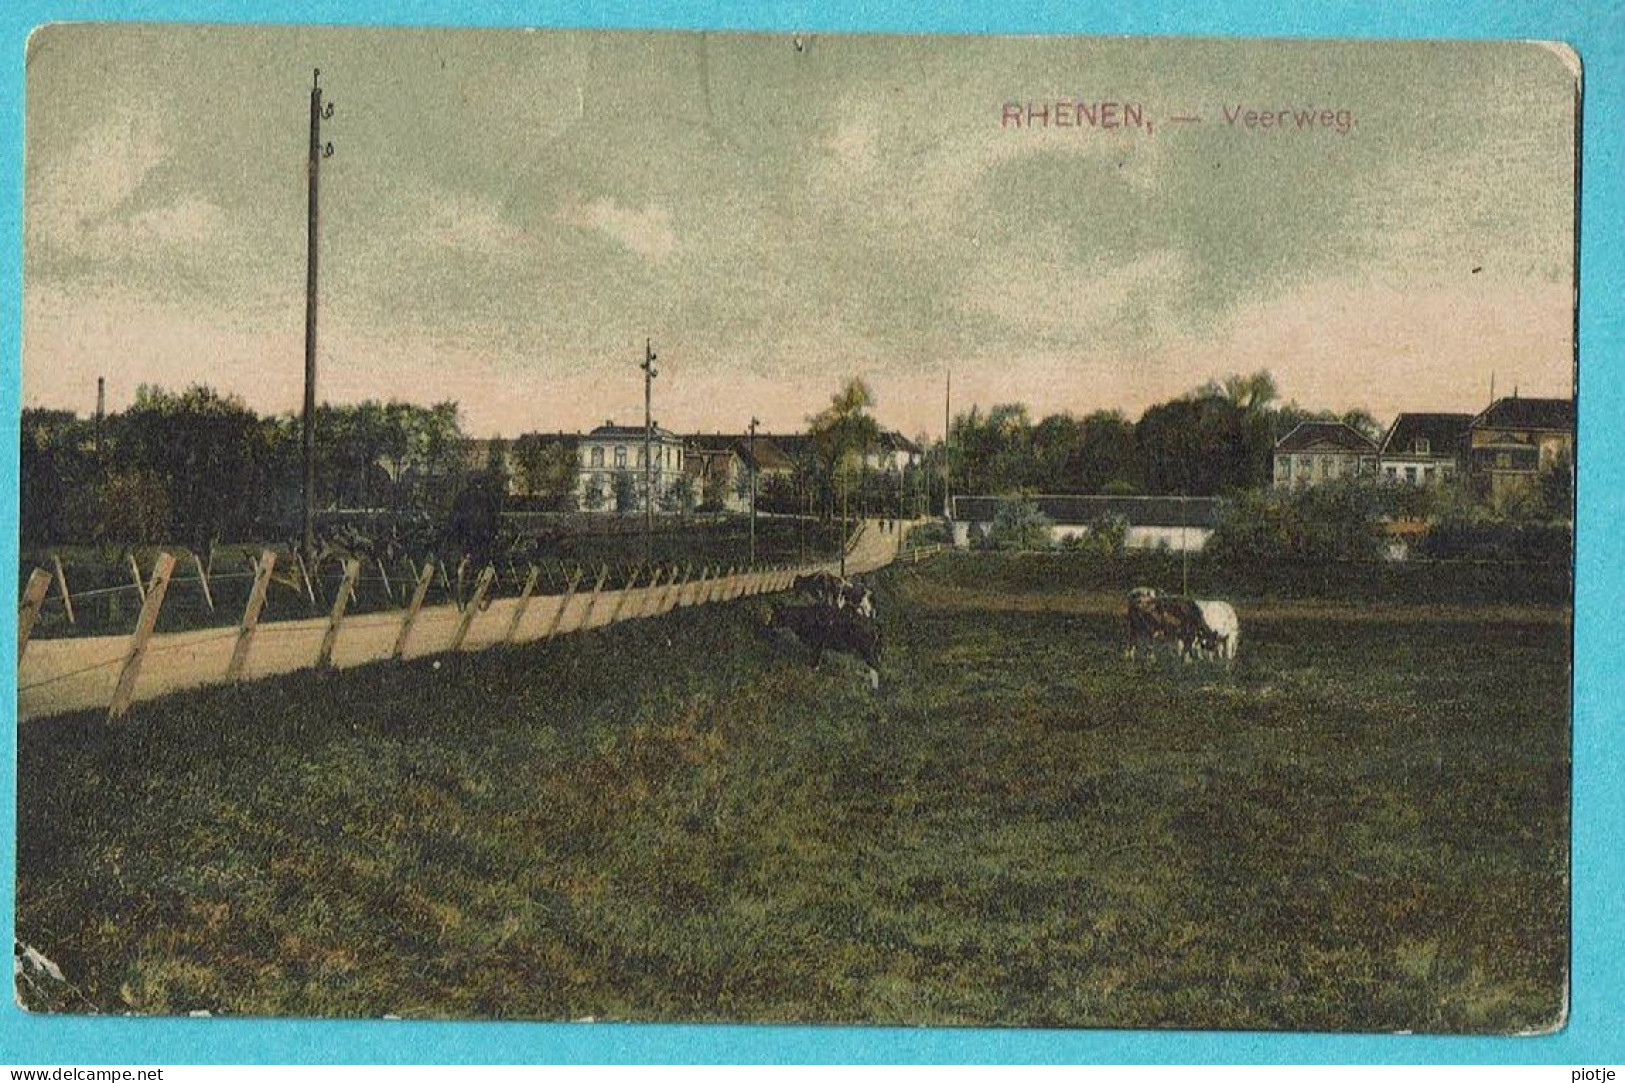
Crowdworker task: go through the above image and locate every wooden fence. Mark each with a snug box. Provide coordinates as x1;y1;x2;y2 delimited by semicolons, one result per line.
16;520;911;724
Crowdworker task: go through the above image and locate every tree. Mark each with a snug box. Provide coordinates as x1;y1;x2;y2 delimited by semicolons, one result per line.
807;378;882;520
115;384;278;548
666;474;697;518
1537;449;1575;522
19;408;96;544
613;470;639;514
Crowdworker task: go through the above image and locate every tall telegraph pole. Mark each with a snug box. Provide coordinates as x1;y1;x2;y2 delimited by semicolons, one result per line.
642;339;658;564
748;416;760;565
303;69;335;562
942;370;952;520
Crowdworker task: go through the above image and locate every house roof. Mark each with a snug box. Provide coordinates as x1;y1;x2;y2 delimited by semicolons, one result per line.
1379;413;1472;457
1470;396;1574;433
1274;421;1379;454
875;430;924;455
586;422;682;441
686;434;797;471
952;494;1223;529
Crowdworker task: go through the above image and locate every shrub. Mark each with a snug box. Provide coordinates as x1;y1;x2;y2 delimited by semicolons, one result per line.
1205;479;1386;565
983;498;1055;552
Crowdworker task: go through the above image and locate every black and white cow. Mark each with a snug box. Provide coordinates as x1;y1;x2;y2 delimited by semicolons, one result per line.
772;578;883;690
1125;587;1239;666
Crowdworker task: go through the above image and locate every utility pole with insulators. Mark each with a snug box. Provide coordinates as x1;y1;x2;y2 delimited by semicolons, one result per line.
642;339;658;564
303;68;335;564
748;416;759;566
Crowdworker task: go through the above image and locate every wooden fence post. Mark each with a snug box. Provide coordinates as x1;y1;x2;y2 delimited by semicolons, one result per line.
226;549;276;681
17;569;53;664
716;565;737;602
449;565;497;652
392;560;436;660
639;567;669;618
542;568;586;641
294;550;317;606
659;565;690;614
316;559;362;668
604;567;643;626
193;552;216;613
107;552;176;722
504;564;541;643
376;556;395;604
685;567;711;608
574;565;611;631
453;556;471;612
50;554;75;625
128;553;147;602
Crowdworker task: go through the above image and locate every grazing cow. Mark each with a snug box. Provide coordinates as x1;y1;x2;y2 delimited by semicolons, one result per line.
841;580;876;620
1125;587;1204;661
794;571;876;619
768;601;883;690
1192;599;1241;667
794;571;845;606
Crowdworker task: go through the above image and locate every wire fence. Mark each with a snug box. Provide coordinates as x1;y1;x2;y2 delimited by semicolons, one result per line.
15;519;912;725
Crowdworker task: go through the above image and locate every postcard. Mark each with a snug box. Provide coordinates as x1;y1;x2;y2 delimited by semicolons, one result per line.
14;25;1576;1033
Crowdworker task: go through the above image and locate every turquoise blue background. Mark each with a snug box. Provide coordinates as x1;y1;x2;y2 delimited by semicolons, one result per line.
2;0;1619;1065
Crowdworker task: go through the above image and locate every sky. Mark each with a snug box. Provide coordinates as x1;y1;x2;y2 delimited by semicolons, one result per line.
22;26;1578;439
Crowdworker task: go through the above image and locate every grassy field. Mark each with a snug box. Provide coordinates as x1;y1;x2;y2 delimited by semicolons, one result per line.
15;555;1569;1031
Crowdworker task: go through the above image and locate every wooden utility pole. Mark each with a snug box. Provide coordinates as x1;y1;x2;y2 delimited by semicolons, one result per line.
303;68;335;563
943;369;952;520
642;339;658;564
94;377;105;459
748;416;759;566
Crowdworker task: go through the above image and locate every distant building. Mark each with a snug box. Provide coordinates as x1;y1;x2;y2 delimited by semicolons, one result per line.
950;495;1222;552
575;422;687;513
1467;396;1575;502
866;431;924;473
1272;421;1379;488
683;441;750;513
1378;413;1472;486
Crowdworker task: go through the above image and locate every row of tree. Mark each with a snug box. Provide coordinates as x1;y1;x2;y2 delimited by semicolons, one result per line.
21;386;472;548
946;370;1381;498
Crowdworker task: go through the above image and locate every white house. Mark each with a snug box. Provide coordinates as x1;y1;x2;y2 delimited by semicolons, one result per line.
1272;421;1379;488
576;422;688;512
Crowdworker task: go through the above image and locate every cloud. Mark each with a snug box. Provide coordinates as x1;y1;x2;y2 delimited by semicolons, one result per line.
563;197;677;262
29;114;167;255
410;188;526;258
123;195;228;249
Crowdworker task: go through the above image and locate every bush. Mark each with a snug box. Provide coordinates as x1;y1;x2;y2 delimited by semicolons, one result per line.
983;498;1055;551
1415;520;1572;564
1059;513;1129;557
1205;479;1386;565
904;519;952;548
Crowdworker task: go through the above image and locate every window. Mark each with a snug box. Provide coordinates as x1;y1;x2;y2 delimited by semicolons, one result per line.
590;447;604;468
615;446;627;468
1496;452;1512;470
1423;466;1436;483
1386;466;1398;477
1298;455;1312;470
1414;438;1430;455
1404;466;1417;483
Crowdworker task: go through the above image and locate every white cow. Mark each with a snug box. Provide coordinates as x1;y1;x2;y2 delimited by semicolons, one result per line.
1193;599;1240;667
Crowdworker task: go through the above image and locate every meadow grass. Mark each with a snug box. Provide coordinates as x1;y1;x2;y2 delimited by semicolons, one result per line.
16;558;1569;1030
